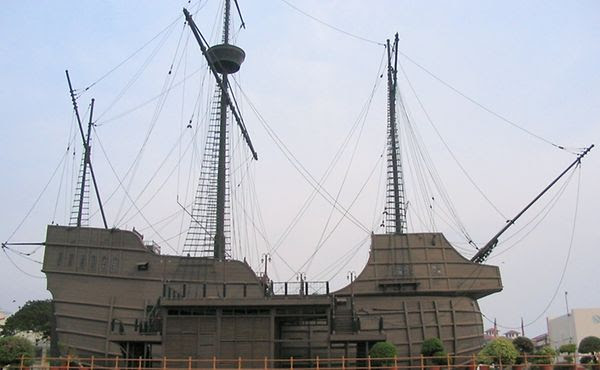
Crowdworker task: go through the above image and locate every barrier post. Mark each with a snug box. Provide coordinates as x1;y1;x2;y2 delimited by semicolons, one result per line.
115;356;120;370
394;355;398;370
238;356;242;370
162;356;166;370
19;354;24;370
138;356;142;370
367;356;371;370
91;356;95;370
188;356;192;370
290;356;294;370
316;356;320;370
66;355;71;370
212;356;216;370
264;356;268;370
447;353;451;368
342;356;345;370
420;354;424;370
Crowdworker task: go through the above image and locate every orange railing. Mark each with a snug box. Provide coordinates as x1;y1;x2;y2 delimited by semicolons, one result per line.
13;354;586;370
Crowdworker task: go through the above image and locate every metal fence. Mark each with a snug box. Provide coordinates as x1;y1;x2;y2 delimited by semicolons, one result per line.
12;354;587;370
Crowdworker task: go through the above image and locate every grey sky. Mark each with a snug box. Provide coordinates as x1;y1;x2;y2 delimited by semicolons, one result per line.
1;1;598;339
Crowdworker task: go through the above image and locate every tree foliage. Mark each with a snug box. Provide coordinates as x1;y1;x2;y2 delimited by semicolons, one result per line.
559;343;577;354
421;338;444;356
478;338;519;365
513;336;534;354
1;300;52;338
579;336;600;355
0;336;35;366
369;341;397;366
531;346;556;364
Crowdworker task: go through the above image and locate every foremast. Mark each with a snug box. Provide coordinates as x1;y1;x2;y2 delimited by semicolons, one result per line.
385;34;408;234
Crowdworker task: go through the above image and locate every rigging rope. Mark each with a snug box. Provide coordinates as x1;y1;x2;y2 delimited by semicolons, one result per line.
1;247;45;279
398;61;509;222
482;164;582;330
397;50;567;152
79;14;184;96
489;165;577;260
277;0;385;47
4;148;70;244
235;83;372;233
91;125;179;254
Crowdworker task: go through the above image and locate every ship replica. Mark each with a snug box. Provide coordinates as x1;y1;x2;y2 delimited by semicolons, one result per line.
41;1;593;365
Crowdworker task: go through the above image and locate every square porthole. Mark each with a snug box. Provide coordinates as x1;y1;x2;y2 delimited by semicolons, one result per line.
430;263;444;276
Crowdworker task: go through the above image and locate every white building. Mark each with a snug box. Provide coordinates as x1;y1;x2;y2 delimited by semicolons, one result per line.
548;308;600;349
0;311;8;329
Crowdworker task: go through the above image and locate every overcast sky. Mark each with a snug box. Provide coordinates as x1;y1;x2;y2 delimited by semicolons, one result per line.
1;0;598;339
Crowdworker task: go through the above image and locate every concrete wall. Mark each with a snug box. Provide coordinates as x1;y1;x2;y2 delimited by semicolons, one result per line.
548;308;600;349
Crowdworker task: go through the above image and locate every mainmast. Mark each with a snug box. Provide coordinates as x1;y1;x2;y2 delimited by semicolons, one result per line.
385;34;407;234
213;0;232;260
183;1;250;260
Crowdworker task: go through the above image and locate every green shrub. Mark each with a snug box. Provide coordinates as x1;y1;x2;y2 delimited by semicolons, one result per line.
531;346;556;365
513;336;534;354
432;351;449;365
579;336;600;363
369;341;397;367
581;356;594;364
421;338;444;356
559;343;577;354
478;338;518;365
421;338;447;365
557;343;577;364
0;336;35;366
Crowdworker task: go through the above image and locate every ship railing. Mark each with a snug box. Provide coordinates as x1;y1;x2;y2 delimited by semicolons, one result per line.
143;240;161;254
162;282;260;300
14;353;566;370
108;317;162;336
270;281;330;296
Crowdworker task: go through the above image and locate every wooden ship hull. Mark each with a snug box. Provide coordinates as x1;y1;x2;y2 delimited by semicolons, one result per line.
43;225;501;362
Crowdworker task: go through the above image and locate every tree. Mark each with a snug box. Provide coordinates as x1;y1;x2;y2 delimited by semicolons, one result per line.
369;341;397;367
579;336;600;364
1;300;52;338
421;338;444;356
559;343;577;354
559;343;577;364
478;338;519;365
0;336;35;367
421;338;447;365
579;337;600;355
513;337;534;354
513;336;534;364
531;346;556;365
